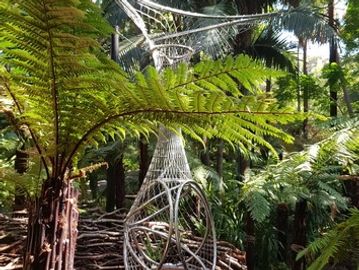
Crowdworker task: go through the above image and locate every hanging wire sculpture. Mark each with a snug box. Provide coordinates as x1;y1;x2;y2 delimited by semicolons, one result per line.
116;0;280;269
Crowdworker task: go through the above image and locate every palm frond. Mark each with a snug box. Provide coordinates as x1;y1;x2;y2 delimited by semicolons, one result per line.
245;28;296;72
272;6;336;43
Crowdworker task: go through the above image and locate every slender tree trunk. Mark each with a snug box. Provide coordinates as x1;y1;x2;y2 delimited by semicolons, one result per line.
106;153;126;211
138;135;149;187
24;179;79;270
13;146;28;212
277;203;289;264
216;139;224;178
266;58;272;93
88;173;98;200
236;150;248;181
200;137;211;166
111;26;119;63
106;163;117;212
115;154;126;209
245;212;255;270
296;42;301;112
292;199;307;270
106;27;127;211
302;39;309;139
328;1;338;117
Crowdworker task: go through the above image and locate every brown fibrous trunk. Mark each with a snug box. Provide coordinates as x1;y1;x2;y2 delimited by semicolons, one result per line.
23;179;79;270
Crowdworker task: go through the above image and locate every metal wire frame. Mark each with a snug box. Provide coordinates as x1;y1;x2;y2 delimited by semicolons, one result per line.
124;128;217;269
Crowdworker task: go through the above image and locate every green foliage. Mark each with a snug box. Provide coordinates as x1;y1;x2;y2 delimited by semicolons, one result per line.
274;73;325;111
193;164;245;246
298;208;359;270
0;156;45;198
322;63;346;90
274;74;299;106
0;0;130;178
0;0;298;181
343;0;359;52
240;122;359;223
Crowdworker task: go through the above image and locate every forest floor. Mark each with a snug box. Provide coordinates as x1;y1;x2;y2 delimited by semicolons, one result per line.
0;206;247;270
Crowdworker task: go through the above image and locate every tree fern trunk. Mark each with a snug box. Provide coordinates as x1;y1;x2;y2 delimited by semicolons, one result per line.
277;203;289;264
115;154;126;209
106;155;126;211
89;172;98;200
216;139;224;178
106;163;116;212
13;146;28;212
292;199;307;270
245;211;255;270
138;135;149;187
200;137;211;166
236;150;248;181
24;179;78;270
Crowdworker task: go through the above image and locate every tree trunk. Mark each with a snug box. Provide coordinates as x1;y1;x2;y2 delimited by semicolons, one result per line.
138;135;149;187
111;26;119;63
23;179;79;270
302;38;309;139
216;139;224;178
115;154;126;209
245;212;255;270
13;146;29;212
328;0;338;118
236;150;248;181
88;172;98;200
296;42;301;112
200;137;211;166
106;153;126;211
277;203;289;264
106;163;116;212
292;199;307;270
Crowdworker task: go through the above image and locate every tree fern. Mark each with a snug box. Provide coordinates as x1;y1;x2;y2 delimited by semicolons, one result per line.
241;122;359;223
0;7;297;179
297;208;359;270
0;0;299;187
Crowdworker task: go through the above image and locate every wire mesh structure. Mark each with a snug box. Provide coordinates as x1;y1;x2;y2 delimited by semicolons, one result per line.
124;127;216;269
116;1;278;269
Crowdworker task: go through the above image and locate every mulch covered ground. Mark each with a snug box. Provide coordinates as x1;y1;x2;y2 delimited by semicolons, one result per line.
0;208;246;270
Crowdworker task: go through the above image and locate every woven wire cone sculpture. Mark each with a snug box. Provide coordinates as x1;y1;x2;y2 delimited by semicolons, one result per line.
116;1;279;268
124;127;216;269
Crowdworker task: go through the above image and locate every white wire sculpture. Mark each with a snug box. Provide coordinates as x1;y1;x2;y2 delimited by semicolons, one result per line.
124;127;217;269
116;1;278;269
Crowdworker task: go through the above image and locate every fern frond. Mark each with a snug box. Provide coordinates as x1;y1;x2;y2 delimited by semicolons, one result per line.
242;124;359;223
298;208;359;270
